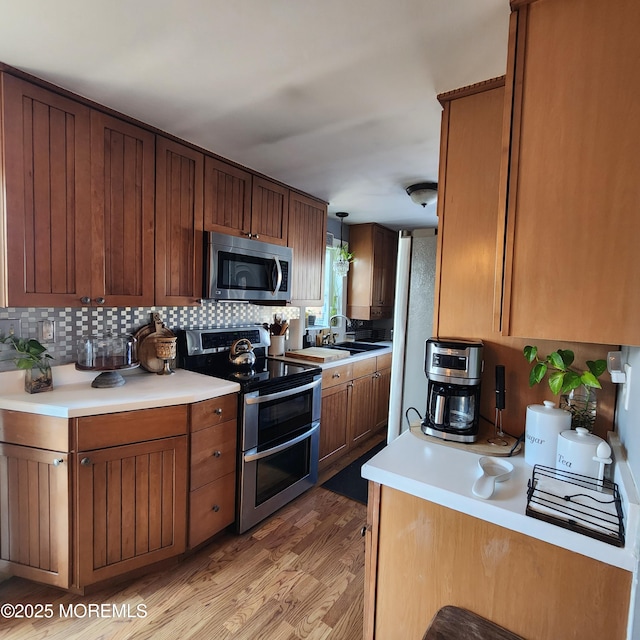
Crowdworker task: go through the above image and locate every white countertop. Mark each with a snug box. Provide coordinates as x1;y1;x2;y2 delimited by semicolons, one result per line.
0;364;240;417
362;428;639;572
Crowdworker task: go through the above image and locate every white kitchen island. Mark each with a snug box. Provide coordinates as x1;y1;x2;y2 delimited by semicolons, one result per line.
361;428;639;640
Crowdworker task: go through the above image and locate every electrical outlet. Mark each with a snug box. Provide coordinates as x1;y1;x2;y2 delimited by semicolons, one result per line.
38;319;55;343
0;318;21;339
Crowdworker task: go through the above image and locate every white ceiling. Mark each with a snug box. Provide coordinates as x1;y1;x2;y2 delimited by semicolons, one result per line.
0;0;509;231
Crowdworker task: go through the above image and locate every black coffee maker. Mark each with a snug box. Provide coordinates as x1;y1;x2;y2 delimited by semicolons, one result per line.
421;338;484;443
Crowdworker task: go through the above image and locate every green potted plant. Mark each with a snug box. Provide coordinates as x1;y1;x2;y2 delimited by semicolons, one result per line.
2;335;54;393
523;345;606;431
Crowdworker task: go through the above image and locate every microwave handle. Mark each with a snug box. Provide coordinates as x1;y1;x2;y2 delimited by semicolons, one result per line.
272;257;283;296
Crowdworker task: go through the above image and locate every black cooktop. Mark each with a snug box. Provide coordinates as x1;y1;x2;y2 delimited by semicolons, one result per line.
178;327;321;392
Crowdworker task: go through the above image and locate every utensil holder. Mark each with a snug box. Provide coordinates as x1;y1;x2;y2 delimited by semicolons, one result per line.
268;335;285;356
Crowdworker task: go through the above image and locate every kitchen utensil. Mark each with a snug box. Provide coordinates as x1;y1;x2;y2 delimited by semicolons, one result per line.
229;338;256;367
154;336;177;375
134;313;176;373
279;321;289;336
556;427;611;480
489;364;509;447
472;456;513;499
524;401;571;468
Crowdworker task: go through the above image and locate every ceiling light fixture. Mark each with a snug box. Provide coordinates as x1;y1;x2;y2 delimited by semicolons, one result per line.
334;212;350;278
406;182;438;207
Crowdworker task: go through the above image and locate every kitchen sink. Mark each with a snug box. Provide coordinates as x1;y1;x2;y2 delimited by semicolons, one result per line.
325;341;387;353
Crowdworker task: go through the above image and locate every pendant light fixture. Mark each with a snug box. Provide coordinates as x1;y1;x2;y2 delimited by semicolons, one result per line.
334;211;351;277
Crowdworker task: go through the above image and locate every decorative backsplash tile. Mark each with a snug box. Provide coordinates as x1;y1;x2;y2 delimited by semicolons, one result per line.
0;302;300;371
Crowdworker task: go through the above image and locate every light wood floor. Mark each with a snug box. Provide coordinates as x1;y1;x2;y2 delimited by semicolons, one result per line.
0;435;384;640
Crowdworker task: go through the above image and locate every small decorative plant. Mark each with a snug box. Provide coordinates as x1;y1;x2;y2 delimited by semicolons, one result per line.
523;346;606;394
337;244;354;264
523;345;606;431
2;335;54;393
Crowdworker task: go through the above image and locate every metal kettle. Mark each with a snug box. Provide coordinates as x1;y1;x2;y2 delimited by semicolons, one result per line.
229;338;256;367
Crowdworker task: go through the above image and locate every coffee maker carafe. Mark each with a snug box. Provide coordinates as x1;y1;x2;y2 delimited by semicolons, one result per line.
422;338;483;443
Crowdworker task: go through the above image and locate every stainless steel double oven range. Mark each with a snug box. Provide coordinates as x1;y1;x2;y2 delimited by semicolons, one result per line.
179;326;321;534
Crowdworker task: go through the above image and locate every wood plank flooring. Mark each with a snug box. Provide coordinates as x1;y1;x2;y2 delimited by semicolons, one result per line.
0;436;384;640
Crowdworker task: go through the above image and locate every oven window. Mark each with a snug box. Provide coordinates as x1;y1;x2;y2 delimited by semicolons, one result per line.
257;391;314;447
255;438;310;506
218;251;273;291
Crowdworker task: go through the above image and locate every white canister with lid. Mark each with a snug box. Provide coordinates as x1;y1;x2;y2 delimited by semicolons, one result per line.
524;400;571;468
556;427;610;479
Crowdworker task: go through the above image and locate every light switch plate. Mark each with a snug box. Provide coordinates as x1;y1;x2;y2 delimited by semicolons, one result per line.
38;319;55;343
0;318;21;339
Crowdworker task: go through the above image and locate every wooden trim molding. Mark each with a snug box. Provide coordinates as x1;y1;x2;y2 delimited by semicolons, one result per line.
437;76;506;105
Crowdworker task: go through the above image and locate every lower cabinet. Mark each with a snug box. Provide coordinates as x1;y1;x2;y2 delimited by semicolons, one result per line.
365;484;632;640
75;436;187;587
188;394;238;548
320;353;392;469
0;444;70;589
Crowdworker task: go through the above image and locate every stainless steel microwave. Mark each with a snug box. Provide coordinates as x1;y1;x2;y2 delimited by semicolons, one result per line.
205;232;293;302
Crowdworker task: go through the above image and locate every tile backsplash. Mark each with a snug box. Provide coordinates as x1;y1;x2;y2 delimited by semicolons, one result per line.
0;302;299;371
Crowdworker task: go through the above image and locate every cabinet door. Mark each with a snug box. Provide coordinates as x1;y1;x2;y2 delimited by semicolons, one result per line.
1;74;92;307
90;111;155;307
349;374;375;444
373;367;392;430
155;137;204;306
372;226;396;308
319;382;350;468
75;436;187;587
0;444;70;589
288;191;327;306
203;156;252;237
251;176;289;245
497;0;640;345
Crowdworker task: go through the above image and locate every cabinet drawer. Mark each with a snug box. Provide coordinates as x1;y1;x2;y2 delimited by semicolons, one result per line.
191;394;238;432
188;472;236;548
190;420;237;490
353;356;377;378
322;363;354;389
0;409;69;451
376;352;392;371
75;405;188;450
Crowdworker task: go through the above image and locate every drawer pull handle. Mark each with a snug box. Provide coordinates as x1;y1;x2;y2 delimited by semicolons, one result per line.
212;505;220;512
80;457;92;466
80;296;91;305
95;297;106;305
332;373;340;379
53;458;64;467
214;408;223;415
213;450;222;458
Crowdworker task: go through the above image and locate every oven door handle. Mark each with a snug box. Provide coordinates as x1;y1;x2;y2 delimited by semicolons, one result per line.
245;377;321;405
243;422;320;463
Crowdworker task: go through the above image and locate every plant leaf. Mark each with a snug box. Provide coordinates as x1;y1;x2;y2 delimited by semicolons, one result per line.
529;362;547;386
581;371;602;389
548;351;566;371
548;371;565;395
560;370;582;393
523;345;537;364
586;359;607;378
557;349;575;368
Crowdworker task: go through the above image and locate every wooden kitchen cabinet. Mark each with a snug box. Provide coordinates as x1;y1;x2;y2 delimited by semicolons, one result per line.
0;444;70;589
188;394;238;548
495;0;640;346
364;484;631;640
155;137;204;306
288;191;327;305
90;111;156;307
319;353;392;470
251;176;289;246
347;223;398;320
74;405;188;588
203;155;253;238
0;73;92;308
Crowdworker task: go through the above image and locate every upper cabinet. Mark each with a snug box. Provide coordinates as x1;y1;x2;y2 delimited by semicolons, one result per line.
347;223;397;320
288;192;327;306
155;137;204;306
203;159;289;246
1;75;92;307
495;0;640;345
90;112;156;307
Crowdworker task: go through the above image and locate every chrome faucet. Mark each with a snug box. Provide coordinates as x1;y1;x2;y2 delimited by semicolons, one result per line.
328;314;353;344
